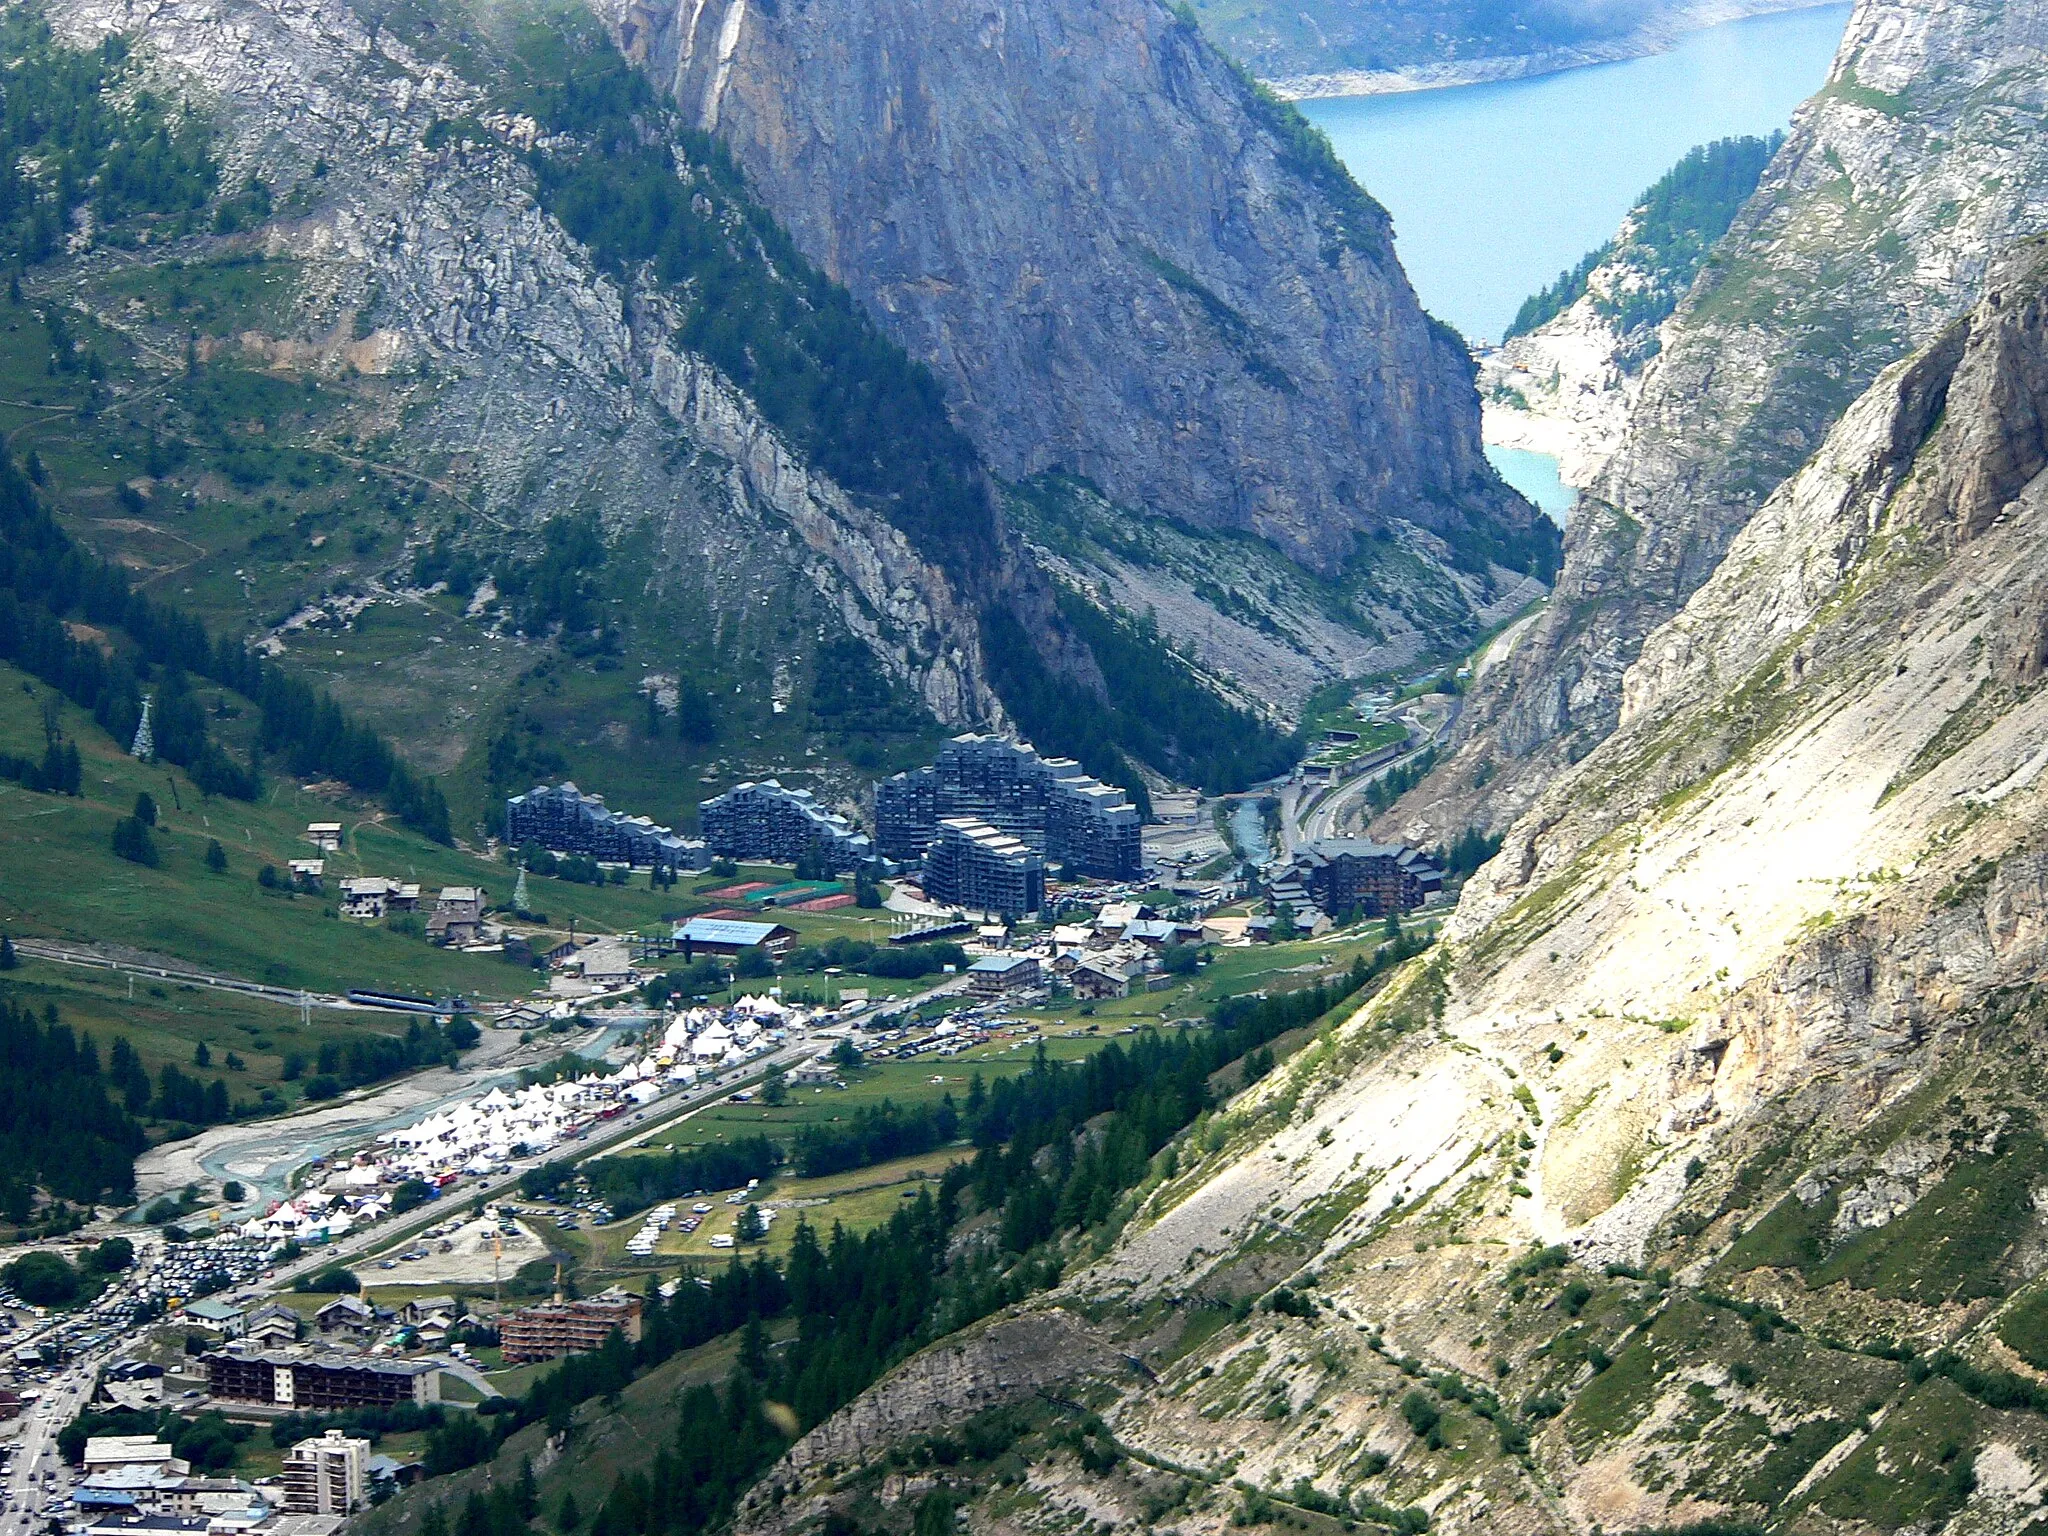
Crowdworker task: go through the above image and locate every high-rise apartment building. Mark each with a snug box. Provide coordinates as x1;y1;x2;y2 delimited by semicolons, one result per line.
921;818;1046;916
282;1431;368;1515
876;736;1142;879
698;781;873;870
505;783;709;874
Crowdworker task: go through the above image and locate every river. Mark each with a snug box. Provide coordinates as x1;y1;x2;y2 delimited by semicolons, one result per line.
136;1022;643;1214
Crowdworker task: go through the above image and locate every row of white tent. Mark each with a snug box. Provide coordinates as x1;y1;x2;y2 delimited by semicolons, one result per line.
657;999;801;1064
239;1189;384;1243
373;1078;641;1177
252;998;817;1244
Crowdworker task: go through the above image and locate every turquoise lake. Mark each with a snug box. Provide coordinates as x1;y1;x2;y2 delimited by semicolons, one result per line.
1300;3;1853;346
1484;443;1575;522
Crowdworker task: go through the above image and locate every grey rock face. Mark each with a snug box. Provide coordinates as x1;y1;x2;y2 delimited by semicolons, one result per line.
732;1310;1117;1535
1395;0;2048;840
1468;235;2048;951
597;0;1541;578
52;0;1005;727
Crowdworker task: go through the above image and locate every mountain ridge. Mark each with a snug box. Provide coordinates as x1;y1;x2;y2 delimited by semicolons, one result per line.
597;0;1556;585
699;227;2048;1536
1387;0;2048;846
1188;0;1840;99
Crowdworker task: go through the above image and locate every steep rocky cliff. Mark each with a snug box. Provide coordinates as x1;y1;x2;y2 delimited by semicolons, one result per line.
43;0;1011;760
1395;0;2048;844
729;232;2048;1536
597;0;1553;586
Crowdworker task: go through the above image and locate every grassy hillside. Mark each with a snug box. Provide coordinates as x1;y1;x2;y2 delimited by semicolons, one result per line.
0;658;688;995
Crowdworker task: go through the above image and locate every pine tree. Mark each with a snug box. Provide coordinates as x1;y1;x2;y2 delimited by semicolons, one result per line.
516;1457;538;1520
913;1492;958;1536
36;735;63;793
738;1313;769;1378
205;839;227;873
111;816;158;867
556;1492;580;1533
0;936;15;970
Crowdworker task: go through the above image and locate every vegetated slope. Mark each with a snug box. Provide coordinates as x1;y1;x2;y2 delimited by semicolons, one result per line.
603;0;1557;589
354;948;1411;1536
26;0;1295;831
0;994;148;1213
724;235;2048;1536
1006;474;1548;728
1507;134;1782;345
1396;0;2048;844
25;0;992;831
1182;0;1838;98
1480;133;1780;487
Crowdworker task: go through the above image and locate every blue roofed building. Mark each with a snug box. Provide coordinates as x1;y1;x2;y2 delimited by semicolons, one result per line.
672;918;797;959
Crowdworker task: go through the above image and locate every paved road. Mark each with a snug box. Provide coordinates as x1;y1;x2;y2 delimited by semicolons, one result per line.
1284;698;1461;851
2;1349;104;1536
0;1031;816;1491
249;1033;819;1296
3;957;981;1456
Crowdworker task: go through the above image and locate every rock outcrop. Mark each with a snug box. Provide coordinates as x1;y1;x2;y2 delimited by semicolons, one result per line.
1396;0;2048;842
1478;135;1781;489
597;0;1551;583
747;236;2048;1536
50;0;1013;727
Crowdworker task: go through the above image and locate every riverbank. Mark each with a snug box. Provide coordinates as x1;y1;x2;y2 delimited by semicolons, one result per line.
1265;0;1841;99
129;1021;626;1208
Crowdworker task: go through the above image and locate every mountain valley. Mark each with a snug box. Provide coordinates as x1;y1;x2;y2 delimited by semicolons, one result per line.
7;0;2048;1534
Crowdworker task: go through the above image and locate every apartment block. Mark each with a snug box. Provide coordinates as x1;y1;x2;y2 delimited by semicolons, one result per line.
1278;839;1444;919
203;1351;439;1411
876;735;1141;879
506;782;710;874
698;780;872;870
282;1432;368;1515
498;1291;645;1364
921;817;1046;917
